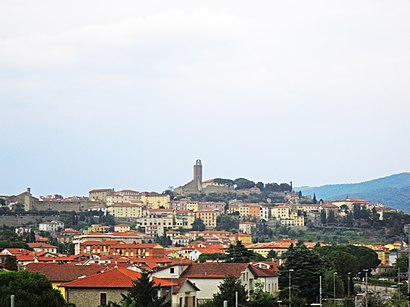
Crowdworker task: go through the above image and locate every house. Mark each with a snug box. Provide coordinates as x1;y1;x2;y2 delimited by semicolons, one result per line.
172;235;189;247
110;243;165;258
59;228;82;243
239;222;256;235
25;263;105;298
27;243;57;254
114;224;131;232
194;210;217;229
171;278;200;307
61;267;175;307
179;262;248;303
241;262;279;296
39;220;64;232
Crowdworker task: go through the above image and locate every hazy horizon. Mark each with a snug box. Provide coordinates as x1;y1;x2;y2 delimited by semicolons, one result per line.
1;1;409;196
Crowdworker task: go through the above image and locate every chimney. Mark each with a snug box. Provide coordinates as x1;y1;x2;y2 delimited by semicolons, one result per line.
27;188;31;195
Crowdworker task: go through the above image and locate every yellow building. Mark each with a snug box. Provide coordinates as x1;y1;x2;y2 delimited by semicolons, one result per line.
87;224;110;233
89;188;114;202
194;210;217;229
175;210;196;229
107;203;144;218
271;206;290;219
186;201;199;212
228;205;249;217
293;215;305;226
234;233;253;244
140;192;171;209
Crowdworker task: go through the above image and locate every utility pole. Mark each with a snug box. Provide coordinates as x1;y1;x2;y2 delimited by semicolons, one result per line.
398;267;401;303
235;291;238;307
364;269;368;307
289;269;294;307
10;295;15;307
408;231;410;296
319;275;322;306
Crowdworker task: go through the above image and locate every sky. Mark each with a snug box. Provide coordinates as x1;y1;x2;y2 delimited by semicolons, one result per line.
1;1;409;196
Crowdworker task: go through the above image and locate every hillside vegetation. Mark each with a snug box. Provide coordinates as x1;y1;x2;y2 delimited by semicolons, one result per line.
298;172;410;212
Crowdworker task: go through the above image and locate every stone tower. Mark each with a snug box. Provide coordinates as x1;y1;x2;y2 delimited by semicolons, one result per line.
23;187;33;211
193;159;203;191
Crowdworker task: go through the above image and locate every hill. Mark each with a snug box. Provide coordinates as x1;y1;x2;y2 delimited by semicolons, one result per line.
297;173;410;212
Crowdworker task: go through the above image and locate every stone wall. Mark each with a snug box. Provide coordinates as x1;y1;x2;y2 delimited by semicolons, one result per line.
66;288;125;307
0;215;57;227
34;200;105;212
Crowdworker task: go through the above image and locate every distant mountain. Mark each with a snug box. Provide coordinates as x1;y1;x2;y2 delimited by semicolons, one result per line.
297;173;410;213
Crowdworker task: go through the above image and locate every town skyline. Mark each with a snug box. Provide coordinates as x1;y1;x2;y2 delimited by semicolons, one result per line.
1;0;410;196
1;160;409;197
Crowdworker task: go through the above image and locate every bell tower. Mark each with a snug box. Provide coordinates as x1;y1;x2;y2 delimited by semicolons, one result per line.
193;159;203;190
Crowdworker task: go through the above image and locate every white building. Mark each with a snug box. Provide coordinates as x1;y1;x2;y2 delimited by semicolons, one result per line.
39;220;64;232
260;206;269;221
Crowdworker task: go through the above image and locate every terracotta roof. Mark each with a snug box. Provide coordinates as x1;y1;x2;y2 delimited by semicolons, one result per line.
248;265;279;278
111;243;163;249
1;248;32;255
180;263;248;279
81;240;123;246
62;268;176;288
28;243;56;249
25;263;105;282
90;189;114;193
167;278;200;294
16;254;35;261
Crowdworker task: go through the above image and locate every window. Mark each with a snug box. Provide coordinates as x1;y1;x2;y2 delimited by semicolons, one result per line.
100;293;107;306
170;267;175;274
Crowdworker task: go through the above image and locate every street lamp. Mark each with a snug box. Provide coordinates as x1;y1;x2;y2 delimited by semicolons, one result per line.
289;269;294;307
363;269;368;307
333;272;337;303
347;272;351;298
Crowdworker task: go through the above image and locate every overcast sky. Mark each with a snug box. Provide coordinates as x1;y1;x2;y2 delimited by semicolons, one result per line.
1;1;409;196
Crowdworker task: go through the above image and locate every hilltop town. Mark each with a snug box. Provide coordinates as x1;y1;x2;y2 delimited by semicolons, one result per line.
1;160;410;306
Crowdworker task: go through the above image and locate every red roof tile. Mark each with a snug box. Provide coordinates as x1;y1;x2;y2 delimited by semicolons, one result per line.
26;263;105;282
62;268;176;288
180;263;248;279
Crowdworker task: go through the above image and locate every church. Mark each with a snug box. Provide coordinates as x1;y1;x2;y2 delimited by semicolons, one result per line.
174;160;234;196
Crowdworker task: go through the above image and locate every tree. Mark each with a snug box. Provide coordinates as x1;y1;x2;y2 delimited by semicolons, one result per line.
255;182;265;191
226;240;256;263
279;244;326;304
0;271;65;307
120;270;170;307
234;178;256;190
216;215;239;232
4;256;18;271
212;276;248;307
327;210;335;224
254;220;273;240
191;219;206;231
198;253;227;262
266;250;277;259
312;194;317;204
249;280;276;307
322;270;344;299
315;245;380;295
394;252;408;274
320;209;327;225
